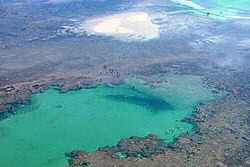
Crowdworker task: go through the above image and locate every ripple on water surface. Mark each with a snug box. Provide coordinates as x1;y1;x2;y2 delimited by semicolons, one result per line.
0;75;217;167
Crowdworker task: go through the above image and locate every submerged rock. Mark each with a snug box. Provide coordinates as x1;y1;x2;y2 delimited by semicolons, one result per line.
66;134;168;167
117;134;167;158
66;150;89;167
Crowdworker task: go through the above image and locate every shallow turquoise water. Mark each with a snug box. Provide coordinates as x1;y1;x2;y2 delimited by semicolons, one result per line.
0;75;216;167
172;0;250;19
200;0;250;19
195;0;250;11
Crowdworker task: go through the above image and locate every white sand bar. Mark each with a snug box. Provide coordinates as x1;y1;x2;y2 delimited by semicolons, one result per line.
81;12;160;41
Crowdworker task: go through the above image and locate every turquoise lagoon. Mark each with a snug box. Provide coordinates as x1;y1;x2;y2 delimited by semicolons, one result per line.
0;75;217;167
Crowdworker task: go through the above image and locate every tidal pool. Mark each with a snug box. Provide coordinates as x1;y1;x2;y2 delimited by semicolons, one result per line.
0;75;216;167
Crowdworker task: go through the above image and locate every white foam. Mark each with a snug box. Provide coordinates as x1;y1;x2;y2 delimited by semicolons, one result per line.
227;15;250;20
170;0;204;10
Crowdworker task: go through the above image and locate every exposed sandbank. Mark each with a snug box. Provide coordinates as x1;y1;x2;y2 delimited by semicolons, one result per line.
80;12;160;41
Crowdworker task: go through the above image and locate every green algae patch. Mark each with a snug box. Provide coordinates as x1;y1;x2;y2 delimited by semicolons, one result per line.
0;75;216;167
